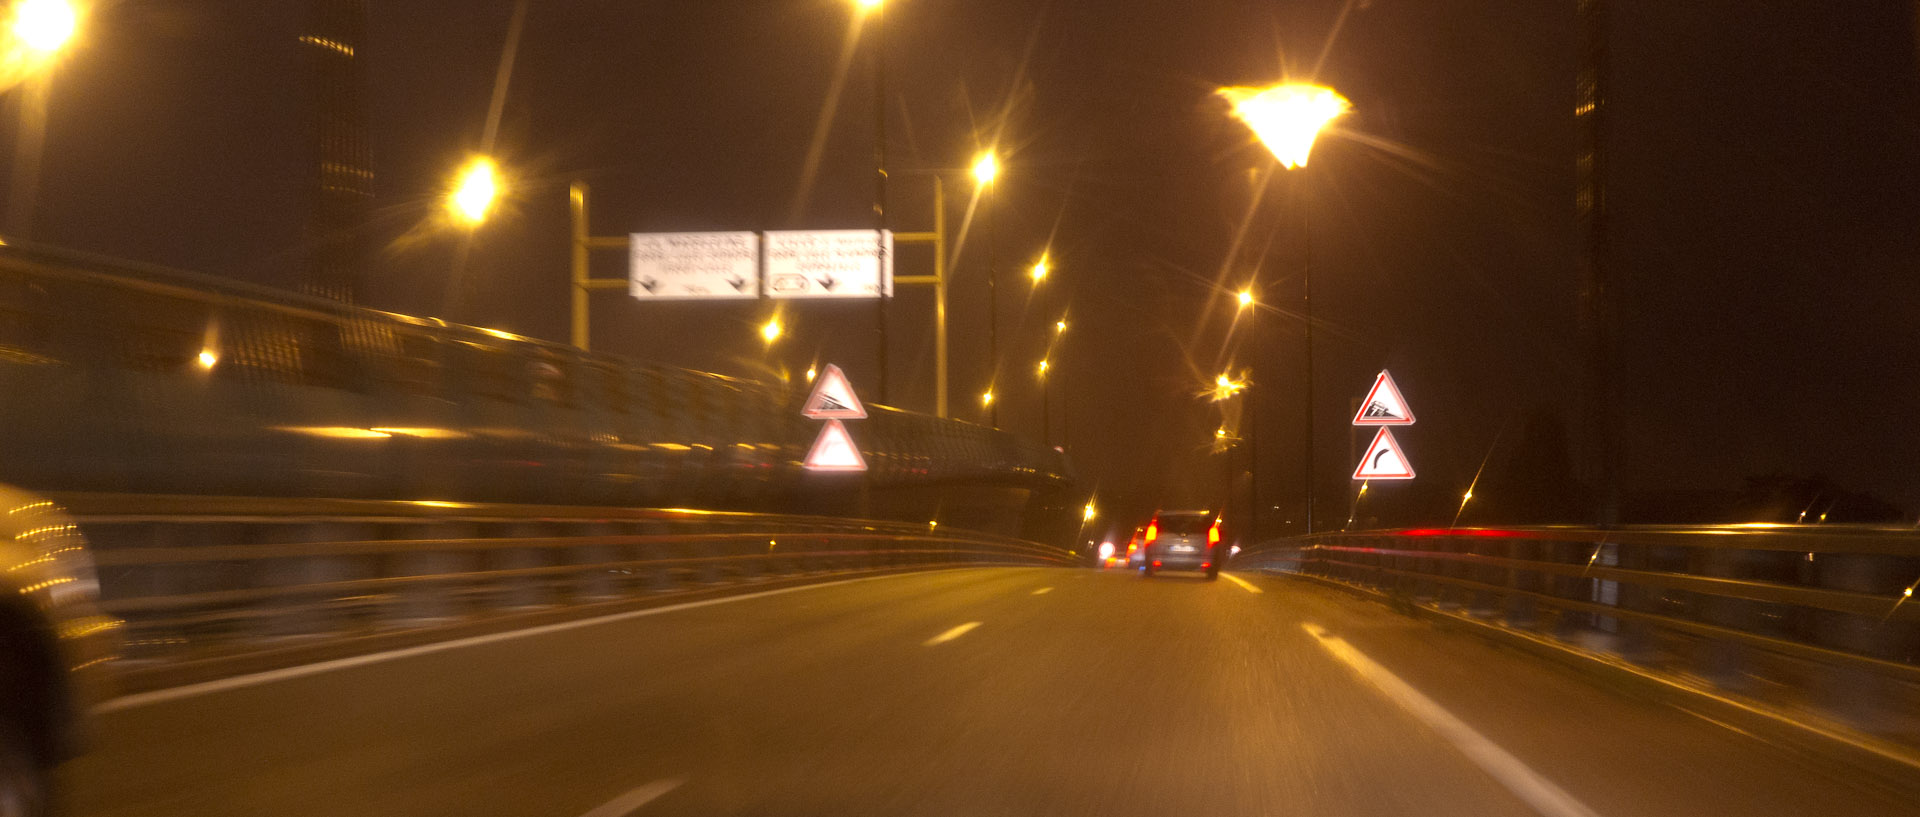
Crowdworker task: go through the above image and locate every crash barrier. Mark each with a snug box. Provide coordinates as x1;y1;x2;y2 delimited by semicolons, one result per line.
58;493;1068;672
1233;525;1920;755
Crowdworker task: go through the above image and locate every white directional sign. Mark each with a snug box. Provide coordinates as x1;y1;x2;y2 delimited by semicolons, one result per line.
803;419;868;471
1353;427;1416;480
629;232;760;300
1353;370;1415;425
764;230;893;299
802;364;866;419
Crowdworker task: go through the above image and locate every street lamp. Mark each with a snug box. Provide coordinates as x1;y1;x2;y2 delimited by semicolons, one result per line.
973;150;1001;427
1237;288;1255;309
1217;83;1350;170
1030;253;1049;285
8;0;78;56
4;0;82;238
760;317;784;346
971;152;1000;186
447;156;502;227
1037;357;1052;447
1219;80;1348;537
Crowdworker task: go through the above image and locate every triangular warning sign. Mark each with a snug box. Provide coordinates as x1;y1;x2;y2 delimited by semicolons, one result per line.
1352;427;1415;480
802;364;866;419
1352;370;1415;426
804;419;867;471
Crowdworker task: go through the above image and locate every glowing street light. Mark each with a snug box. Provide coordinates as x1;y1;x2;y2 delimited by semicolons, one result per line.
981;389;995;407
446;156;501;226
1211;372;1248;402
760;317;783;345
1216;82;1351;169
1237;288;1255;309
1083;502;1097;522
971;151;999;187
1030;253;1049;284
1055;319;1067;335
1219;81;1349;539
10;0;79;56
854;0;884;11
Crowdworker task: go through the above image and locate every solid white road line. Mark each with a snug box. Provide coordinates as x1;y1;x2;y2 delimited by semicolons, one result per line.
924;621;982;646
1222;573;1264;594
98;572;931;714
1301;623;1605;817
1032;586;1054;595
578;778;684;817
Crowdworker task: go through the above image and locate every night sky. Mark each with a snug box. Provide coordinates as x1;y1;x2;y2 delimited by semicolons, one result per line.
8;0;1920;531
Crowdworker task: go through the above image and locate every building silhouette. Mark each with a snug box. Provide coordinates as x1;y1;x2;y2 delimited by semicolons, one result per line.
298;0;373;303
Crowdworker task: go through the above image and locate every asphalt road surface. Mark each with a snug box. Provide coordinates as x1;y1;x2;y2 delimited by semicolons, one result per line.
58;567;1920;816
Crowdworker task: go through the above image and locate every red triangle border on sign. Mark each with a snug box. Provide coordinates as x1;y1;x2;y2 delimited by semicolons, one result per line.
802;364;867;420
1352;427;1415;480
1352;370;1415;426
803;419;868;472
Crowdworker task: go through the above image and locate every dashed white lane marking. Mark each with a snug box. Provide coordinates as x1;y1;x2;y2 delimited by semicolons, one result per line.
98;572;924;714
579;778;683;817
1032;586;1054;595
1222;573;1264;594
925;621;983;645
1301;623;1605;817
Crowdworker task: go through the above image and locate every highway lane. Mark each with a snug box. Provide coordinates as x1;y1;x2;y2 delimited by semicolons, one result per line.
58;567;1919;816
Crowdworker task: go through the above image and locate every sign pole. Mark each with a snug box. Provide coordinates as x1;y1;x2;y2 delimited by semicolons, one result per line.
570;182;590;351
566;181;636;351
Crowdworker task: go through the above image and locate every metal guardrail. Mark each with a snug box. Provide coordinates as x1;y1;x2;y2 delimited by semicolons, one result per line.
1233;525;1920;747
55;493;1069;667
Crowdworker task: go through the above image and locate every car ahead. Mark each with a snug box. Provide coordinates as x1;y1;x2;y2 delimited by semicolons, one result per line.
1124;526;1147;569
1141;510;1222;580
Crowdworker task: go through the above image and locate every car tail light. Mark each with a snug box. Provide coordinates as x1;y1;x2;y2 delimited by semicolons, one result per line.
1202;562;1212;570
1144;521;1159;544
1208;519;1221;545
1152;560;1162;568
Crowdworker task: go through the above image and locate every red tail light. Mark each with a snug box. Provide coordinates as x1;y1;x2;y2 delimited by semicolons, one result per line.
1144;521;1159;544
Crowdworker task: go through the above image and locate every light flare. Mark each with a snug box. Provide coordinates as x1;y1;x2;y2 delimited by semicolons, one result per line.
11;0;79;55
447;157;501;226
971;152;999;186
1217;83;1351;169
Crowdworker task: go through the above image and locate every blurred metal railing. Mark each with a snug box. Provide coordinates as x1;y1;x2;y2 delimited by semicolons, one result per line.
54;493;1068;673
1233;525;1920;750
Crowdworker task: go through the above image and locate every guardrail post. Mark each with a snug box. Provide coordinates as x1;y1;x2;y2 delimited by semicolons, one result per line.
257;522;369;640
1810;553;1920;736
572;522;620;602
388;521;473;626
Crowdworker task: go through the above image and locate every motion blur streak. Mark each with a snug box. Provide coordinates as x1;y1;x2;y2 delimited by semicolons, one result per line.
58;570;1920;816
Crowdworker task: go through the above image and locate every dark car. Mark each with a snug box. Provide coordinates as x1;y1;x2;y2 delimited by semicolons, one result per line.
1141;509;1221;580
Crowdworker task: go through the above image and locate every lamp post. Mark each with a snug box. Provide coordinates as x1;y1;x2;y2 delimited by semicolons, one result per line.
1037;358;1051;447
1218;81;1349;536
855;0;891;403
1235;288;1260;543
972;151;1001;427
4;0;82;238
